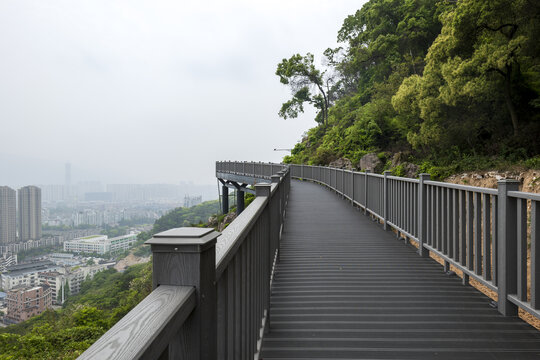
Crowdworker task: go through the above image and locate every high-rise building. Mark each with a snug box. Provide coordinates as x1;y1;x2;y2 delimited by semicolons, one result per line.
0;186;16;244
18;186;42;241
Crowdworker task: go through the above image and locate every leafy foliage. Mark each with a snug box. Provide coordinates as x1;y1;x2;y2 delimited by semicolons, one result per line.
282;0;540;175
0;262;152;359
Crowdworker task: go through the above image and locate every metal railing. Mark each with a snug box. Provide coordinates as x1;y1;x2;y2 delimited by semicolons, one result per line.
288;163;540;320
79;164;290;360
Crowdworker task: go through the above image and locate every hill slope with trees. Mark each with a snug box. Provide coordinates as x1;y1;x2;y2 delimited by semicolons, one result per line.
280;0;540;179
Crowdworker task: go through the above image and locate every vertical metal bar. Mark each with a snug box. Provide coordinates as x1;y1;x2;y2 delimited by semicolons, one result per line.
418;174;430;257
460;190;467;266
517;198;528;301
351;171;355;206
532;201;540;309
475;192;482;275
467;191;474;270
227;262;235;359
383;171;390;230
437;186;442;251
492;196;498;285
217;274;227;360
365;170;371;214
453;189;459;262
234;255;241;359
497;180;519;316
442;187;448;254
483;194;491;281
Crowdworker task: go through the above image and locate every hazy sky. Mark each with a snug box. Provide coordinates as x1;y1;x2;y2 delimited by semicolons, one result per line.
0;0;367;186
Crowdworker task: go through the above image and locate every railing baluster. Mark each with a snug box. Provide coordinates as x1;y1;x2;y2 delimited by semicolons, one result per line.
475;192;482;275
517;198;528;301
492;196;498;285
483;194;491;281
532;201;540;309
418;174;430;257
460;190;467;266
467;191;474;271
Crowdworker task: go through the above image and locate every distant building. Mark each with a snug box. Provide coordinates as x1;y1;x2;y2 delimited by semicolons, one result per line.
1;261;60;291
18;186;42;241
5;285;52;324
184;195;202;208
0;186;16;244
38;262;114;304
63;233;138;255
0;253;17;272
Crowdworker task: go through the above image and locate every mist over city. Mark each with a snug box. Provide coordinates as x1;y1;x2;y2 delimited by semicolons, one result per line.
0;0;362;188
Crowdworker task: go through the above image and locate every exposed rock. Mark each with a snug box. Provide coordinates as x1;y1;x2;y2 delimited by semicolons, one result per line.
329;158;353;170
358;153;382;172
402;162;420;178
218;212;237;232
391;152;411;168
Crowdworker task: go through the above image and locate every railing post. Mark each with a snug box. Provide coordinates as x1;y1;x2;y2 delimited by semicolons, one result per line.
301;164;304;179
383;171;391;230
364;170;371;215
146;228;220;360
222;185;229;214
236;190;245;214
497;179;520;316
418;173;430;258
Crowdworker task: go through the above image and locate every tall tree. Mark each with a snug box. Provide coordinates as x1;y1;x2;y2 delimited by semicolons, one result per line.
276;53;331;126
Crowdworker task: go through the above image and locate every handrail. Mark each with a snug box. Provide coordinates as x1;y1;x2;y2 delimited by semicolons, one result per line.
79;163;290;360
78;285;196;360
280;162;540;321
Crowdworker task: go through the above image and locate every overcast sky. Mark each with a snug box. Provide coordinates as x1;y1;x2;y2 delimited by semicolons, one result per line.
0;0;367;186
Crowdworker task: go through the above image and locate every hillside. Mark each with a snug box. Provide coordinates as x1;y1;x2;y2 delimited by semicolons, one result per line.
0;199;223;359
279;0;540;178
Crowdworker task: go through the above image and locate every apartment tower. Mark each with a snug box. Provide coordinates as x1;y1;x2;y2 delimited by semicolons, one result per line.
0;186;16;244
18;186;42;241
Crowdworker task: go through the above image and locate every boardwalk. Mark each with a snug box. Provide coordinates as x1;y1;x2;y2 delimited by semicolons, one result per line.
260;180;540;360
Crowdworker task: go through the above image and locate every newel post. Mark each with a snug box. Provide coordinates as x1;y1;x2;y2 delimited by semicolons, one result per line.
418;173;430;258
146;228;220;360
364;170;371;214
383;171;391;230
497;179;520;316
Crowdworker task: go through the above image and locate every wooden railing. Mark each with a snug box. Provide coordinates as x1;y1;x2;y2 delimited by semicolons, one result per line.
79;165;290;360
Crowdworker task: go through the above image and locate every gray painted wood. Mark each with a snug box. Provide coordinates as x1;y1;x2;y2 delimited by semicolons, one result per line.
260;179;540;360
498;180;520;316
533;202;540;309
78;286;196;360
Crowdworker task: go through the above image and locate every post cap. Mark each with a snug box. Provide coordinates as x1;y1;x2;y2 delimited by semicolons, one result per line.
271;175;281;183
497;178;520;184
255;183;272;197
146;227;220;253
383;170;392;175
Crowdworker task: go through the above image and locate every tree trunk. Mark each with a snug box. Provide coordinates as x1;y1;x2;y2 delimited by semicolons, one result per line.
503;65;519;136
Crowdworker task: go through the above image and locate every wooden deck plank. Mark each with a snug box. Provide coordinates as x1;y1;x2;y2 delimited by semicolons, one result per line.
260;180;540;360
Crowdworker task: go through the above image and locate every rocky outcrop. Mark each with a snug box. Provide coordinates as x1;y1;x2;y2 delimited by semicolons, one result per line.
329;158;353;170
357;153;382;172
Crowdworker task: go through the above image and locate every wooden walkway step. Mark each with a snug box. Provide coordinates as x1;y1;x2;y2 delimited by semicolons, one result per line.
260;180;540;360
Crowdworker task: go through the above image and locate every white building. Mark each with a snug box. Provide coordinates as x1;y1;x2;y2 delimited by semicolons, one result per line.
38;262;114;304
1;261;60;291
63;233;138;255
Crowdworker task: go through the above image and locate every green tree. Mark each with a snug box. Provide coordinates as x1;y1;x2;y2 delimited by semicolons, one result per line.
275;53;332;126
